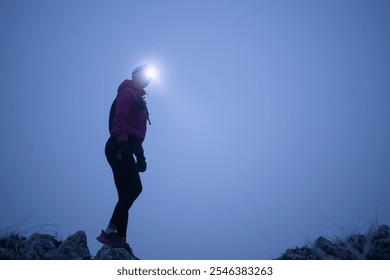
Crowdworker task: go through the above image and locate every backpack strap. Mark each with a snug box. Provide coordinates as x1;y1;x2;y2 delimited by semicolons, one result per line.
108;94;151;134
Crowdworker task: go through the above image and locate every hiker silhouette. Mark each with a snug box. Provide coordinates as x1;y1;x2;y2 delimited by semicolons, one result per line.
97;64;155;258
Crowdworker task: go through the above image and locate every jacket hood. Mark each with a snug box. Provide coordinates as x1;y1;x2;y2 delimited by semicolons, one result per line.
118;79;146;96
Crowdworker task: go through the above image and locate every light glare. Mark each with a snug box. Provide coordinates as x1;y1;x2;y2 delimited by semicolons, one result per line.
146;68;156;79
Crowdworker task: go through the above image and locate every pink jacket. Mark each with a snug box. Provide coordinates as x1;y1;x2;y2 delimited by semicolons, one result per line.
110;80;148;154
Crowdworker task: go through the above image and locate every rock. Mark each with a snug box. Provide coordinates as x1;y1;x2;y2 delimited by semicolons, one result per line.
0;233;25;259
57;231;91;260
1;224;389;260
345;234;367;255
277;246;319;260
0;231;91;260
368;225;390;260
16;233;60;260
0;230;136;260
276;224;390;260
313;236;355;259
0;248;17;260
94;245;138;260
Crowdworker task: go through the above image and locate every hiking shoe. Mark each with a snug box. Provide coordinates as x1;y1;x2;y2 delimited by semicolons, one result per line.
96;230;126;248
97;230;140;259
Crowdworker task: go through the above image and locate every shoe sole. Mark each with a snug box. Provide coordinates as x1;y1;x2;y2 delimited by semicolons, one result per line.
96;235;123;248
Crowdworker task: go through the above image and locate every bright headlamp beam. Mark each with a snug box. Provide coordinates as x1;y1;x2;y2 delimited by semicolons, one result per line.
145;68;156;79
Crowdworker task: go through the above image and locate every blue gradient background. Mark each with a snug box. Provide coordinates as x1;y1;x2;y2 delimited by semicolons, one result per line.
1;0;389;259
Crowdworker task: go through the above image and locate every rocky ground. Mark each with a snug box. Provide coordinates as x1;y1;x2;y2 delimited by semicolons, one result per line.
0;231;137;260
277;224;390;260
1;225;389;260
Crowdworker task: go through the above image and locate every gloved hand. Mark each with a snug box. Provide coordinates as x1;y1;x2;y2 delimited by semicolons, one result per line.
116;141;132;162
136;154;147;172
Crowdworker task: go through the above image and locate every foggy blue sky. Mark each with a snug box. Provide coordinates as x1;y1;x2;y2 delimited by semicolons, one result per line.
1;0;389;259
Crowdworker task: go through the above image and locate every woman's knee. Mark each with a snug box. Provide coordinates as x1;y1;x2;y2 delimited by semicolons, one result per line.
118;189;142;209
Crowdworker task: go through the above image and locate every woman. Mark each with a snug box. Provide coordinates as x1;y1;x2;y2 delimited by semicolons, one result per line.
97;64;154;257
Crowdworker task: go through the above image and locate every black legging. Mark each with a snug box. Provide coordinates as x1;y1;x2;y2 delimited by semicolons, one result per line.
105;136;143;237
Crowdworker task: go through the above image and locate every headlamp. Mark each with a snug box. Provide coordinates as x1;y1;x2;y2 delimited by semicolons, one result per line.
133;64;156;80
145;67;156;79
